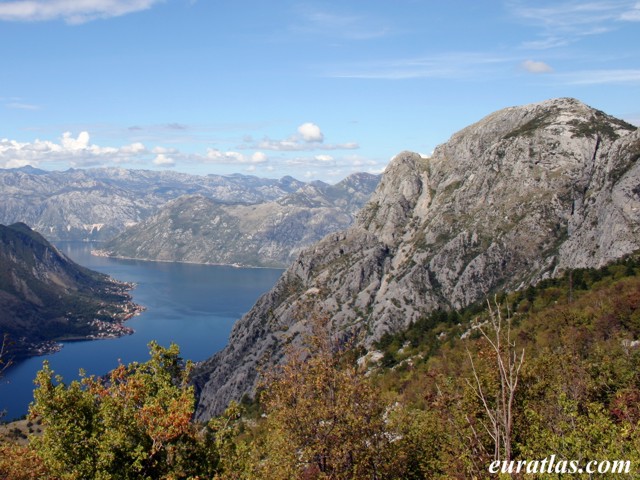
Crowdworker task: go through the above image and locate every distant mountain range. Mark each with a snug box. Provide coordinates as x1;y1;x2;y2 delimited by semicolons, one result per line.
97;173;380;268
193;98;640;419
0;223;141;361
0;167;308;241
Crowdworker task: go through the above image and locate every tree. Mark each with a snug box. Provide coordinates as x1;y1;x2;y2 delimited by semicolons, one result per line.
466;299;524;464
0;442;49;480
30;342;218;479
248;319;401;479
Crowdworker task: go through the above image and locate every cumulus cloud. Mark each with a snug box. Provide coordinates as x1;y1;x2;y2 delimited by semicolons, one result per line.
0;131;149;169
0;130;277;171
297;122;324;142
521;59;554;73
152;146;178;155
0;0;163;24
251;151;268;163
61;131;91;151
284;153;378;170
314;154;334;163
121;142;146;154
244;123;358;152
153;154;175;167
205;148;268;164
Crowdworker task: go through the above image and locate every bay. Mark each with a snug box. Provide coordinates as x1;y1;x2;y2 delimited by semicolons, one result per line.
0;242;283;421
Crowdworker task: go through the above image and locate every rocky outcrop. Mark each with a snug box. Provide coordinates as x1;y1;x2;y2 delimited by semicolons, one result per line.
0;223;141;361
193;98;639;419
97;173;379;268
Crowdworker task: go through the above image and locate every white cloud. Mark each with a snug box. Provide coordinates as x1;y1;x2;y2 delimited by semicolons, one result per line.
244;123;358;152
344;154;377;167
293;6;390;40
3;158;32;169
0;0;163;24
5;101;40;110
621;2;640;20
521;59;554;73
297;122;324;143
314;154;334;163
121;142;146;154
284;153;377;169
153;154;175;167
325;52;511;80
251;151;267;163
152;146;178;155
509;0;639;48
61;131;90;151
205;149;268;164
555;68;640;85
509;1;632;29
0;132;148;169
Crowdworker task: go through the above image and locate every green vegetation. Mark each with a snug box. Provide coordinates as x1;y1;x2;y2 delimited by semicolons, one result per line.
0;223;138;360
568;110;636;141
4;342;218;479
2;256;640;478
503;110;558;139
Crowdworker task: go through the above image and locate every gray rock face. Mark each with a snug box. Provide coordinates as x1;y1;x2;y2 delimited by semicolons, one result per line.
193;98;639;420
0;168;307;241
96;173;380;268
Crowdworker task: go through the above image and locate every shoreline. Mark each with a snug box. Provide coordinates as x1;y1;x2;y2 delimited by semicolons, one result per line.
91;248;286;270
5;284;145;366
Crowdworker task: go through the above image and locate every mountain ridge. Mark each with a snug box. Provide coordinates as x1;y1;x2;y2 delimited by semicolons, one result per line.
192;97;640;419
0;168;313;241
96;172;380;268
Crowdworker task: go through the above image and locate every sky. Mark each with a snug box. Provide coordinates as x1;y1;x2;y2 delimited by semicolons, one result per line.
0;0;638;182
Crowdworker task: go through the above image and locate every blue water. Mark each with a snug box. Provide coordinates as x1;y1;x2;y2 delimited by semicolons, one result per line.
0;242;283;421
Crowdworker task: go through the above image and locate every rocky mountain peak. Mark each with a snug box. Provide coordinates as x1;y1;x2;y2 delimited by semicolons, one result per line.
193;99;639;420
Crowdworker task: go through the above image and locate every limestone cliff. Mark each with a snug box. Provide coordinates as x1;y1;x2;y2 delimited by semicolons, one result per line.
193;98;640;419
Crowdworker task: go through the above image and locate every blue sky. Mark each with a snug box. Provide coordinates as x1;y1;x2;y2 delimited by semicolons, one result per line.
0;0;638;182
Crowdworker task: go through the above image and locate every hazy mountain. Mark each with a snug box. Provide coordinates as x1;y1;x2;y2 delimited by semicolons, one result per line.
192;98;640;419
0;168;307;241
97;173;380;268
0;223;141;361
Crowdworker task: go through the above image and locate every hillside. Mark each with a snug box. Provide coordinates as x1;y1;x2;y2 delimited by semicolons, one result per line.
0;167;307;241
0;223;141;361
193;97;640;419
96;172;379;268
7;256;639;479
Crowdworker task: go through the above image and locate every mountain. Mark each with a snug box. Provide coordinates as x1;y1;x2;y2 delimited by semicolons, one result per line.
0;168;307;241
96;173;380;268
192;98;640;419
0;223;141;361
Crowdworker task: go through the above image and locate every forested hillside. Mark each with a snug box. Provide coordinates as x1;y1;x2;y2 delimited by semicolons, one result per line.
0;223;140;361
2;256;639;479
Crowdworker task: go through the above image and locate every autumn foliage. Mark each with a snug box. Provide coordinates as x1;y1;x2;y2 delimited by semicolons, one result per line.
2;258;640;479
25;342;217;479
